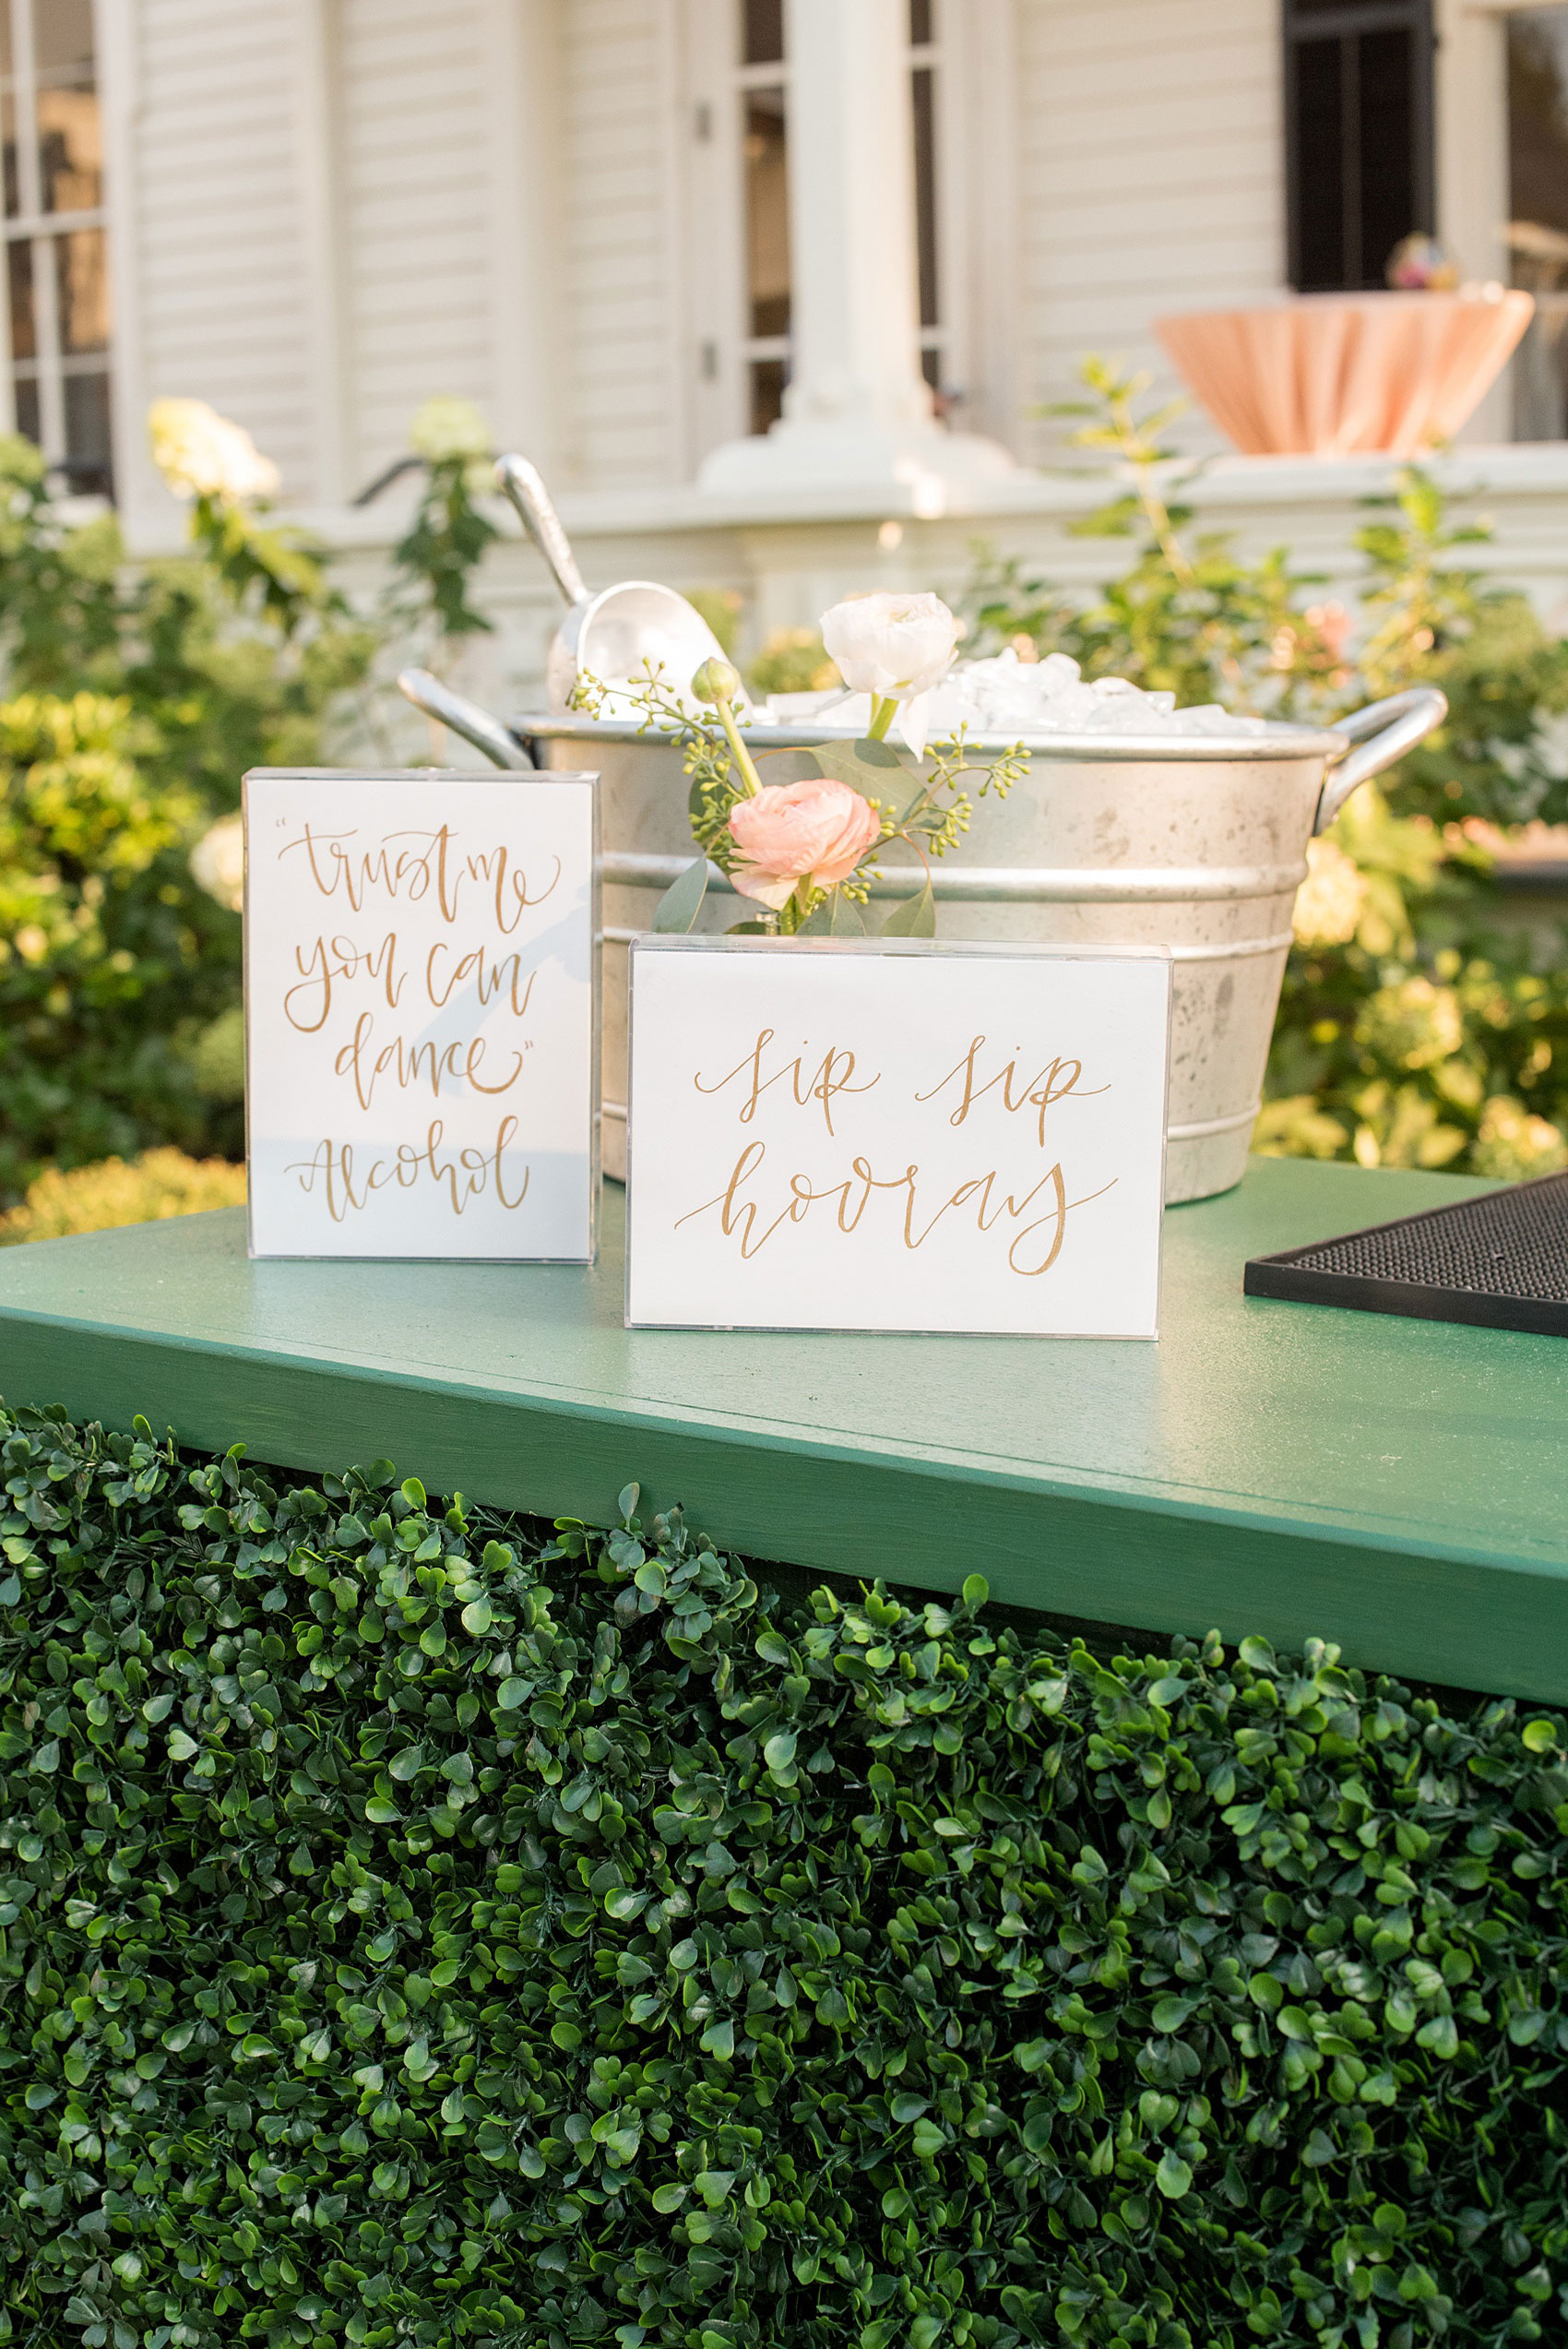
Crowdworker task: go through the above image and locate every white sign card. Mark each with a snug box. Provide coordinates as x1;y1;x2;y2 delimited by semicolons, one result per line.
244;769;599;1260
624;936;1171;1337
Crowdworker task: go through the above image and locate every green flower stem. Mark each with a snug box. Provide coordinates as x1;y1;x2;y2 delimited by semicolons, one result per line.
715;691;766;798
867;693;898;741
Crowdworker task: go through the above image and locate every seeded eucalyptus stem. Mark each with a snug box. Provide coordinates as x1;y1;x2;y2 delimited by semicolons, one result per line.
713;688;765;797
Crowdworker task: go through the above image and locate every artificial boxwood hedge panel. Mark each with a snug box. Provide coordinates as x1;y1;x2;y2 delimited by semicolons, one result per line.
0;1403;1565;2349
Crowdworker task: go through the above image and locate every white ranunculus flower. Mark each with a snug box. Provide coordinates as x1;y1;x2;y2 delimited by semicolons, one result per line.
190;813;245;914
409;394;493;466
148;398;280;504
820;590;960;700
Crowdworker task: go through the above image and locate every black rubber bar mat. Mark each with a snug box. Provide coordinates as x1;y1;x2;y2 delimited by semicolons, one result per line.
1243;1171;1568;1338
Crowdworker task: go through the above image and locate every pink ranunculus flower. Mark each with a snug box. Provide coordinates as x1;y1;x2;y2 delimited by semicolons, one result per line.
728;777;882;911
1303;601;1353;663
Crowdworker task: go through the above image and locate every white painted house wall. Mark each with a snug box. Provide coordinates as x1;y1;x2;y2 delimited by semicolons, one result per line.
111;0;324;510
1016;0;1285;459
91;0;1568;714
337;0;499;489
559;0;681;491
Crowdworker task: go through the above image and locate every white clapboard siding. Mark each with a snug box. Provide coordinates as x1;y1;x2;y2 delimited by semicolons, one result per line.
131;0;320;495
559;0;679;488
336;0;496;491
1016;0;1283;456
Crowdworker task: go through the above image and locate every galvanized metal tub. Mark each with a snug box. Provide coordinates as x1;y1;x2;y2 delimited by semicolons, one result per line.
515;692;1444;1203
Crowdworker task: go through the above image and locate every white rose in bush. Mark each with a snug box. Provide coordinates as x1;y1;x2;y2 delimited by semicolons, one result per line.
408;396;493;493
148;398;279;504
409;394;492;466
190;813;244;914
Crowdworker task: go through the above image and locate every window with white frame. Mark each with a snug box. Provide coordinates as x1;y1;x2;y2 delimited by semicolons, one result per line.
738;0;790;435
1507;5;1568;437
690;0;952;449
2;0;113;495
910;0;947;401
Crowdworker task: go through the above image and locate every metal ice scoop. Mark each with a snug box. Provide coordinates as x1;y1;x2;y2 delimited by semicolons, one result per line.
494;454;740;713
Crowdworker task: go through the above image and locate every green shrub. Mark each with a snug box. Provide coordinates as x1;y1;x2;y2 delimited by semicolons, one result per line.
0;1148;245;1245
0;411;505;1206
0;1402;1564;2348
685;590;744;661
0;690;243;1198
746;626;839;698
0;431;362;1202
0;434;371;825
964;364;1568;1177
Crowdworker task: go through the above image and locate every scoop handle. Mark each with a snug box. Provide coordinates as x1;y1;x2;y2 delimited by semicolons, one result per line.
1315;687;1447;834
494;454;589;608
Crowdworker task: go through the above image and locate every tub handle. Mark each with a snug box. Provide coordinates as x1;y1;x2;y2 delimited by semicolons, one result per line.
1314;686;1446;834
395;668;534;770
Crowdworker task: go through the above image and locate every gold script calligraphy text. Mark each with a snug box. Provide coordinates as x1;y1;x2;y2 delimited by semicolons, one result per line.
279;825;559;933
674;1139;1113;1277
285;1118;529;1222
694;1027;880;1136
915;1034;1109;1145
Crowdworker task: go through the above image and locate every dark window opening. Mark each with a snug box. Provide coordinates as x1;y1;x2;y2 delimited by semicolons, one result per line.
749;355;787;436
742;83;789;340
1284;0;1434;292
742;0;783;69
910;0;944;407
912;63;938;330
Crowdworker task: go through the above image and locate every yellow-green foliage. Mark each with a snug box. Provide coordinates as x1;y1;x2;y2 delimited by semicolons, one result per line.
0;404;531;1202
184;1003;246;1102
0;691;195;876
967;368;1568;1179
746;626;840;697
684;587;743;658
0;1146;244;1245
0;688;236;1200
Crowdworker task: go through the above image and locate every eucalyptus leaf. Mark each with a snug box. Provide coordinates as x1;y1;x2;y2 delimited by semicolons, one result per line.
651;854;709;934
880;880;934;938
796;890;865;938
810;736;916;799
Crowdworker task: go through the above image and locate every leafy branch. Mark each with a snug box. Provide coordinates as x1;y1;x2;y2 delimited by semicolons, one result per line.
1047;353;1198;584
570;662;1026;939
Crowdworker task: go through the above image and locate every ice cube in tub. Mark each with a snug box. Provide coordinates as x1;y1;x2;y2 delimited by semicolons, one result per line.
765;648;1265;741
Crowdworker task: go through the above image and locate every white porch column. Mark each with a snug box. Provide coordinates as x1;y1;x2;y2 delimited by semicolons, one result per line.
698;0;1016;507
782;0;932;441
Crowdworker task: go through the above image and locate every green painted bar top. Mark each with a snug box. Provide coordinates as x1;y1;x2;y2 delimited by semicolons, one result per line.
1;1158;1565;1702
